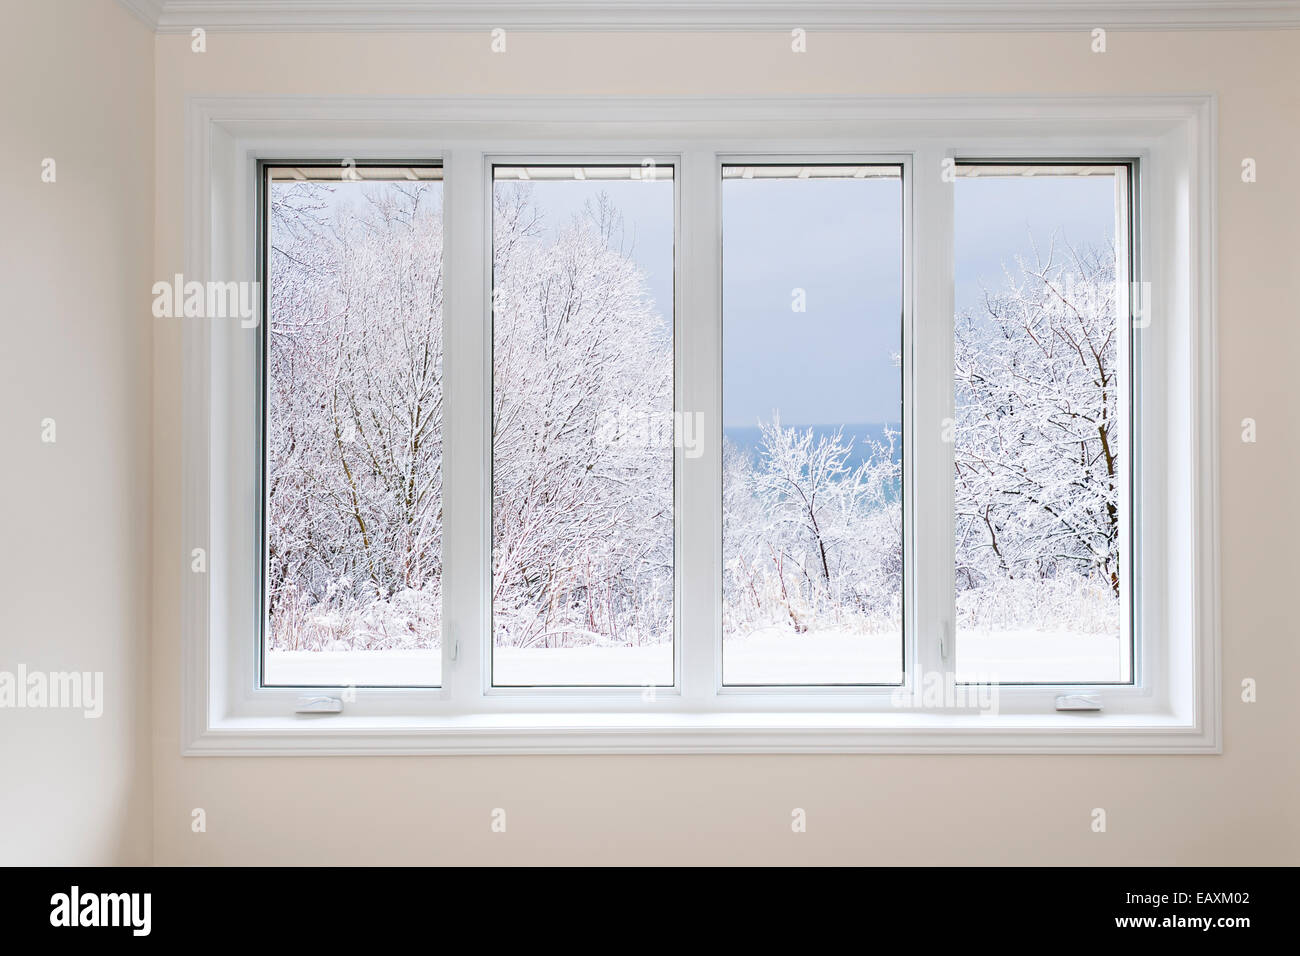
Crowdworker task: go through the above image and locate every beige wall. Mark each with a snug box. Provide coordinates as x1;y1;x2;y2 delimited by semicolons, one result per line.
137;23;1300;864
0;0;154;865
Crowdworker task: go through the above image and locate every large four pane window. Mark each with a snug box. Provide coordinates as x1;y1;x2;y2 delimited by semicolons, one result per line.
257;157;1136;694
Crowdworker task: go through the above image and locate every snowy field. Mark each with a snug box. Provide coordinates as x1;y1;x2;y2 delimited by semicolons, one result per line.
264;630;1125;687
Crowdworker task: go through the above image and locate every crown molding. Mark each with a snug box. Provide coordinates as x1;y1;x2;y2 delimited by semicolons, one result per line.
117;1;1300;34
115;0;166;29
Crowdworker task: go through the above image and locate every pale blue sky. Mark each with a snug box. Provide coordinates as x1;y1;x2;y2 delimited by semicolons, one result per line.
955;173;1120;316
490;169;1119;429
723;176;903;428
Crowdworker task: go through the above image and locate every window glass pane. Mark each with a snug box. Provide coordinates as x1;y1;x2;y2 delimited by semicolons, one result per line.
492;164;675;687
953;163;1132;683
264;165;444;687
721;165;904;685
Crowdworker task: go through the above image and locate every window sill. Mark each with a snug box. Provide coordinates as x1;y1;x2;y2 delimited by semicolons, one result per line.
184;708;1219;755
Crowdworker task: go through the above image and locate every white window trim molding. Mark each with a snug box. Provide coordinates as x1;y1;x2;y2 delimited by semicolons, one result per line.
180;93;1218;755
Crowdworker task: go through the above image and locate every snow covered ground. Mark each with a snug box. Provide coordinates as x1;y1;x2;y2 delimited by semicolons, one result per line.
264;629;1125;687
956;629;1128;683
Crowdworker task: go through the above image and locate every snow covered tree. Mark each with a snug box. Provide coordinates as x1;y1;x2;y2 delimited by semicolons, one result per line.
490;184;674;650
265;179;1119;660
266;179;444;651
953;239;1122;633
723;421;901;639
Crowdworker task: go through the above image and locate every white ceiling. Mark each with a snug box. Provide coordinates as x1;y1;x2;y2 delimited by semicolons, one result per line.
115;1;1300;33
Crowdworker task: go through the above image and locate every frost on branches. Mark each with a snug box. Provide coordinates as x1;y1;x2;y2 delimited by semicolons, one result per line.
266;177;1121;667
954;240;1123;639
266;180;445;653
723;421;902;645
491;184;674;653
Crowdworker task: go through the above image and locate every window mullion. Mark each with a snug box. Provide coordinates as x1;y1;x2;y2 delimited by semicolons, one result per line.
679;148;721;702
441;148;488;707
912;145;956;687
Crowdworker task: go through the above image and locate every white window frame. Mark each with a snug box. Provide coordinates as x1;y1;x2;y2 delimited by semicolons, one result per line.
181;94;1218;754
